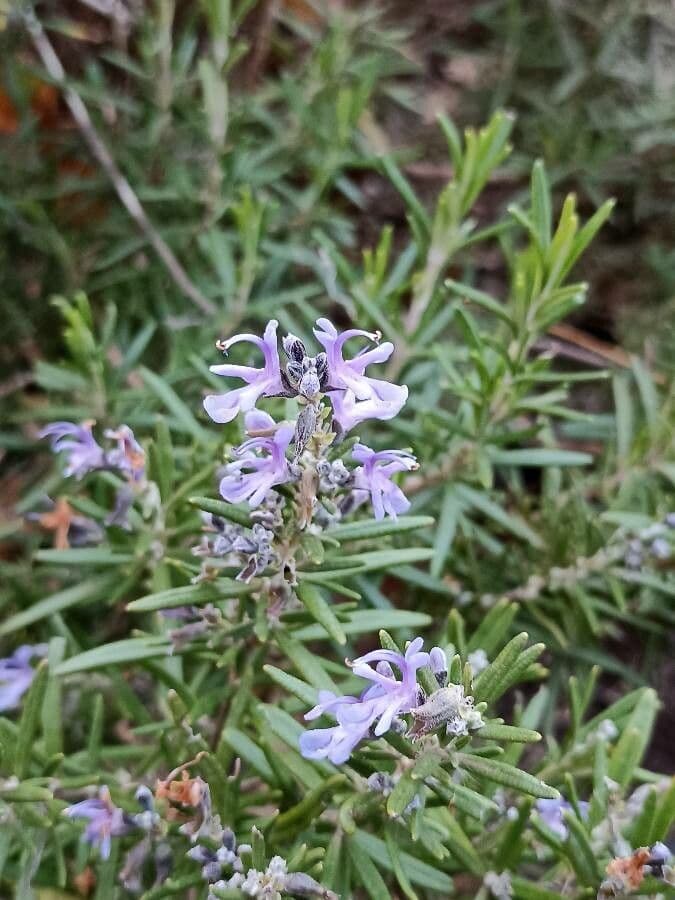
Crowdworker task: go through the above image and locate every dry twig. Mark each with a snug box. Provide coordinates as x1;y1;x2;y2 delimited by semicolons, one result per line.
23;9;216;316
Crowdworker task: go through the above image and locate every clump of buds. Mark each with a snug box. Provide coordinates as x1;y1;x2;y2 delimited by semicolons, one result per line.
408;646;484;739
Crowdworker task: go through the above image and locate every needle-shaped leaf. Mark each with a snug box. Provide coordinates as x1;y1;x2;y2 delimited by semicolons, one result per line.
55;638;172;675
455;753;558;799
127;579;252;612
0;576;115;635
296;583;346;645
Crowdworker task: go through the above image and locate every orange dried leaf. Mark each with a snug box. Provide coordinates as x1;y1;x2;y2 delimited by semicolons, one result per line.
606;847;651;892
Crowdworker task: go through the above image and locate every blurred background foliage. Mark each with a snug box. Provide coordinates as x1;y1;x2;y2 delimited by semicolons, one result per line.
1;0;674;771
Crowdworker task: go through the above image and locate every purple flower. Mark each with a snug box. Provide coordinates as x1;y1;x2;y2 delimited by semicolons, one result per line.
351;443;417;520
204;320;284;424
299;638;429;764
105;425;146;483
40;421;106;479
0;644;47;712
219;411;294;508
64;786;131;859
535;797;589;840
313;318;408;432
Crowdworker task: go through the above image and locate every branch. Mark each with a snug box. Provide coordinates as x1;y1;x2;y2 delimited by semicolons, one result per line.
23;9;216;317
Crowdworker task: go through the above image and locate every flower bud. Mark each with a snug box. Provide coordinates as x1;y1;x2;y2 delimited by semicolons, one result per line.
429;647;448;686
135;784;154;811
202;861;223;882
187;845;215;865
282;334;306;363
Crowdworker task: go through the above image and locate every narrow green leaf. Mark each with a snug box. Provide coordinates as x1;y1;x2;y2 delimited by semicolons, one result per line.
627;788;658;848
530;159;552;249
323;829;343;892
128;580;252;612
347;837;390;900
384;825;418;900
563;811;601;884
488;448;593;467
263;665;318;707
0;782;53;803
188;495;251;527
296;583;346;645
34;549;134;566
467;599;519;656
55;638;172;675
220;728;275;782
445;279;515;328
456;485;542;547
386;773;418;818
474;632;530;703
478;723;541;743
251;827;266;871
438;809;485;874
0;578;116;637
431;485;460;578
42;637;66;757
140;367;209;442
14;662;48;779
317;548;434;574
511;877;565;900
455;752;558;799
561;198;615;280
607;688;659;788
612;373;634;463
352;830;453;893
271;775;346;837
650;777;675;842
325;515;434;542
274;631;337;691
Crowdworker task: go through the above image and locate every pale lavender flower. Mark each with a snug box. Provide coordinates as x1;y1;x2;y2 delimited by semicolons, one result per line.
0;644;47;711
299;638;429;764
535;797;589;840
352;443;417;520
41;421;145;486
105;425;146;483
219;411;294;508
313;318;408;432
64;786;131;859
204;320;284;424
40;421;106;478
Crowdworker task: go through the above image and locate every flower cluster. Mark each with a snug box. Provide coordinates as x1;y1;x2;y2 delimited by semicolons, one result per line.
188;826;336;900
202;318;414;525
299;639;483;764
623;514;674;570
218;856;336;900
63;783;164;868
41;421;145;483
40;421;149;532
204;319;407;432
63;786;133;860
192;513;278;583
188;826;251;884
